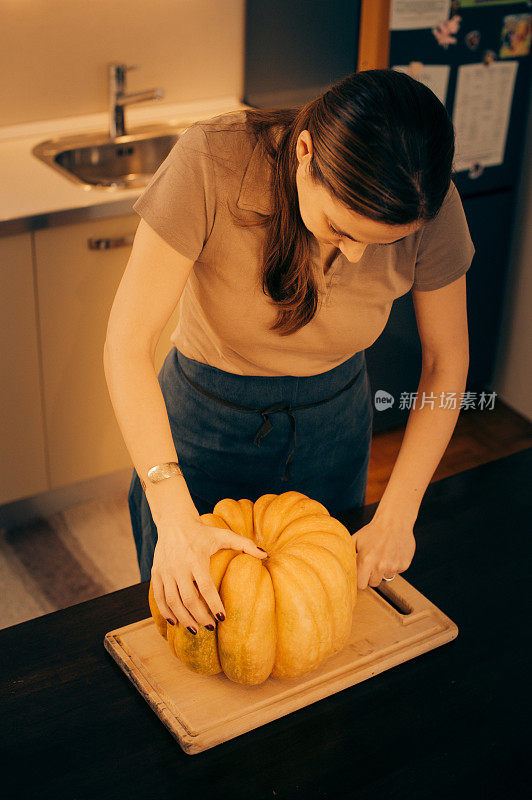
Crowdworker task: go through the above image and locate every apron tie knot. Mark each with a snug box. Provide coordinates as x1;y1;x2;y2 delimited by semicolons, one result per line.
254;402;297;482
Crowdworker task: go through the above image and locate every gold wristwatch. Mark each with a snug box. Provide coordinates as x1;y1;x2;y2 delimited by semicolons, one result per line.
140;462;184;492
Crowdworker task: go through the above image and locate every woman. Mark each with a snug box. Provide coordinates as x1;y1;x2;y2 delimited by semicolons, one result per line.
104;69;475;635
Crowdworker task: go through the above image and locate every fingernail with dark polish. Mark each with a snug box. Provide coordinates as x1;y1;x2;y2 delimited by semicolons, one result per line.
257;547;266;552
187;626;197;635
166;618;175;625
205;624;215;631
216;612;225;622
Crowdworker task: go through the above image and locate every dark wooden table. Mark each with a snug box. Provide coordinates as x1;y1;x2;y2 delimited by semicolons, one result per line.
1;448;530;800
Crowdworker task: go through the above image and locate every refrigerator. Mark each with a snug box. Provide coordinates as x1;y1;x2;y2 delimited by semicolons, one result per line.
242;0;532;433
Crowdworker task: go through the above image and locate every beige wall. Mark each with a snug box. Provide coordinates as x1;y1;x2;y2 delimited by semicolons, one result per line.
0;0;245;127
491;79;532;423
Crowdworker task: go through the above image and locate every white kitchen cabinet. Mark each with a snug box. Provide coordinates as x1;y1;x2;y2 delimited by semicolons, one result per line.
34;215;180;489
0;233;48;504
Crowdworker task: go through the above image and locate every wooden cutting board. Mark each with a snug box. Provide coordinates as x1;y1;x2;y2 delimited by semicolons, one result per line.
103;575;457;755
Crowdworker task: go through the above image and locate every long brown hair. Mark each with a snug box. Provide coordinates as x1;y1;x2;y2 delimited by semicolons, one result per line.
229;68;456;336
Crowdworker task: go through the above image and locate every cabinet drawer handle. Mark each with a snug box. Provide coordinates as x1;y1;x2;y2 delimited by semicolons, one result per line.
88;234;135;250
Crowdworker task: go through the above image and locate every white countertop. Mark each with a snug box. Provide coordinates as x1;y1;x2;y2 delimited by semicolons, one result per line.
0;95;248;229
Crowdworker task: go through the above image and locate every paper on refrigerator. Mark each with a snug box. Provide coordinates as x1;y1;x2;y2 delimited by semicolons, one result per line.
390;0;451;31
393;64;451;105
452;61;519;173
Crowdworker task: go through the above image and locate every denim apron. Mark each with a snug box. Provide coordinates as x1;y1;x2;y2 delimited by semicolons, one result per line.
128;346;373;581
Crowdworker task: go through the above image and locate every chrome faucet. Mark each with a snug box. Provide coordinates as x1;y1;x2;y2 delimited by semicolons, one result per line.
108;63;165;139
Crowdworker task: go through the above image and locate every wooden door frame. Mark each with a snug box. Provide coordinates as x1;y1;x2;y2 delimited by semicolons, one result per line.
357;0;391;71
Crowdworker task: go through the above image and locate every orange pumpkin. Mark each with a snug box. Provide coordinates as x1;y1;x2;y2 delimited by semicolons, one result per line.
149;490;357;685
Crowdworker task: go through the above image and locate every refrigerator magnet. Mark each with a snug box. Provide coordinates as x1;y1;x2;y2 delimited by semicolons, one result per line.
468;163;484;180
432;14;462;49
499;13;531;59
464;30;481;52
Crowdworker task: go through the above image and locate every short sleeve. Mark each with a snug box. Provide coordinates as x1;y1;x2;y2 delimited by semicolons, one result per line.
132;123;216;261
412;182;476;291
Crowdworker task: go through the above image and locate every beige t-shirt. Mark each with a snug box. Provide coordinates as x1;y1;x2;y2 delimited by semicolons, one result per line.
133;110;476;377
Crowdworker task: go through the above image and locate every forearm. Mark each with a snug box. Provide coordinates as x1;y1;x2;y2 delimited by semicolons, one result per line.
374;361;469;526
103;341;200;528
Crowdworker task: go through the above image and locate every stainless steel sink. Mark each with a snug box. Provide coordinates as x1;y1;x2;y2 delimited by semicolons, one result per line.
31;122;193;190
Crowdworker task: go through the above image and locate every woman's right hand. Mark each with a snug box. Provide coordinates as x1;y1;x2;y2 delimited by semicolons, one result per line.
151;515;268;634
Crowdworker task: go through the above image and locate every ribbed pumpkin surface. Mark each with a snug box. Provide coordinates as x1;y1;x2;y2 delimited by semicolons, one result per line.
149;491;358;685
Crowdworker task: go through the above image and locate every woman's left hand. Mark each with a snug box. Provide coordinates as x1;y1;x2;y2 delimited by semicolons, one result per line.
352;514;416;590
